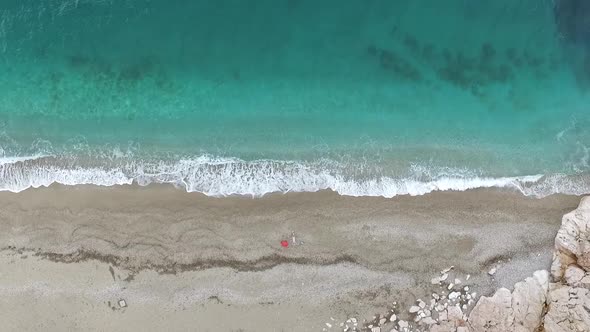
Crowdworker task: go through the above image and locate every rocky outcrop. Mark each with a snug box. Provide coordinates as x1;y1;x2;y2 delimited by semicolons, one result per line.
551;196;590;281
543;196;590;332
332;197;590;332
466;270;548;332
445;196;590;332
544;284;590;332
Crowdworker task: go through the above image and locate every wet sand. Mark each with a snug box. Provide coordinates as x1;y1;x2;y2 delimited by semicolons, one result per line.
0;185;580;331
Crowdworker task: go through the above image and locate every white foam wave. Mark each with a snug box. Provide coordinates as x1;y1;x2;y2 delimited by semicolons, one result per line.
0;155;587;198
0;154;48;166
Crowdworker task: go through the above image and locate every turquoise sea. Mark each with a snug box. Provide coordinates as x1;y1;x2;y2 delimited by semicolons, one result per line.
0;0;589;197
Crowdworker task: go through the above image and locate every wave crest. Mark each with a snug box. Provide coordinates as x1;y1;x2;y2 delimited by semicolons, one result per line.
0;155;588;197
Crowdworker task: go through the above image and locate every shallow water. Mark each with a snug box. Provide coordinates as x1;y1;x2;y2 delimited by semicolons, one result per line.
0;0;589;196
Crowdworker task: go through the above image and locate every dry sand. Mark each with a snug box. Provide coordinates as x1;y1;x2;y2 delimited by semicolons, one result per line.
0;185;580;331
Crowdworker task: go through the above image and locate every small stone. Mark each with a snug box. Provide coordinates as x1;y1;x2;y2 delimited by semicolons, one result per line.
441;266;454;274
389;314;397;322
409;306;420;313
435;303;445;311
398;320;408;328
471;292;477;298
371;327;381;332
379;318;386;325
454;278;461;285
466;274;471;280
431;277;441;284
448;291;461;300
462;304;467;310
423;309;431;317
440;273;449;281
447;283;454;290
118;299;127;308
422;317;437;325
418;300;426;309
429;299;435;309
463;286;469;291
351;318;357;324
419;312;426;318
326;323;332;328
432;293;440;300
488;267;497;276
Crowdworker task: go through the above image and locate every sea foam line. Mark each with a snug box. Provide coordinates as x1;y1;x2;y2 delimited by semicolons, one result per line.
0;155;586;198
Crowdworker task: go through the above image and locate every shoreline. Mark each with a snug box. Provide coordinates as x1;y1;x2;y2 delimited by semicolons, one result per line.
0;185;581;331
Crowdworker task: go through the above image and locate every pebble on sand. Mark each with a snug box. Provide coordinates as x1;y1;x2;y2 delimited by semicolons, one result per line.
118;299;127;308
488;267;497;276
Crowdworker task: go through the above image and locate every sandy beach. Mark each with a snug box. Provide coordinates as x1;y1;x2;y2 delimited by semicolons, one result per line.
0;185;580;331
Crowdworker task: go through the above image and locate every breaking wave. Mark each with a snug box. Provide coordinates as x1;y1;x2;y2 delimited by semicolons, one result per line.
0;154;588;198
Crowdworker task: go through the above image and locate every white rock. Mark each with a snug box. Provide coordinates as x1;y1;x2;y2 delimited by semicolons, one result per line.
464;286;469;291
447;283;454;290
466;274;471;280
325;323;332;328
552;196;590;280
379;318;386;325
435;303;445;312
448;291;461;300
441;266;454;274
544;285;590;332
371;327;380;332
409;306;420;313
118;299;127;308
429;299;436;309
389;314;396;322
422;317;437;325
432;293;440;300
454;278;461;285
468;271;549;332
488;267;497;276
440;273;449;281
398;320;408;328
418;300;426;309
564;264;585;286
